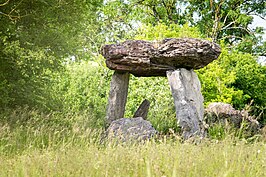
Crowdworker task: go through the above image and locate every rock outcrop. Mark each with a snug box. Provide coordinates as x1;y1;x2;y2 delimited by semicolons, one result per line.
205;102;259;132
101;38;221;77
106;117;157;142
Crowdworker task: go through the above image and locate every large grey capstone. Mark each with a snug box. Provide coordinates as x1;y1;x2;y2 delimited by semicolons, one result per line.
167;69;205;139
106;117;157;142
101;38;221;77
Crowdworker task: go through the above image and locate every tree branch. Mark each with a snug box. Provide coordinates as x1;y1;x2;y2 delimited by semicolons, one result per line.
0;0;10;7
8;0;23;16
220;35;244;44
221;26;253;35
0;11;28;20
0;0;29;21
222;13;229;27
161;0;173;21
151;5;161;22
211;0;224;42
250;13;266;20
221;21;236;30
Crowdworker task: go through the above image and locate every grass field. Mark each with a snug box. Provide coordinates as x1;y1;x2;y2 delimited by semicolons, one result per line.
1;131;266;176
0;109;266;176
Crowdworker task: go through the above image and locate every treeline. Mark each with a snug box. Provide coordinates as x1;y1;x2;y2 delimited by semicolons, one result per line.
0;0;265;127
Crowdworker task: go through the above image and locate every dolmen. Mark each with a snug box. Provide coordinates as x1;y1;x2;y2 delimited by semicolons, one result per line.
101;38;221;140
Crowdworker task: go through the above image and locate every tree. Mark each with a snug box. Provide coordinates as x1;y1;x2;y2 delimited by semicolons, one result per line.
0;0;103;109
102;0;266;55
127;0;188;25
187;0;266;55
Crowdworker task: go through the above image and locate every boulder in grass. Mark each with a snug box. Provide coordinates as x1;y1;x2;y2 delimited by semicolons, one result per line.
106;117;157;142
205;102;259;132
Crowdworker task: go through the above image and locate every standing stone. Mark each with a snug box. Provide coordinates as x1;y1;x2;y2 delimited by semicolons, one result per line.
167;69;204;139
106;71;130;125
133;99;150;120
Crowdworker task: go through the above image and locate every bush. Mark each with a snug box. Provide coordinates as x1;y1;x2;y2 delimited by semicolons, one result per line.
132;22;203;40
198;46;266;122
42;57;111;127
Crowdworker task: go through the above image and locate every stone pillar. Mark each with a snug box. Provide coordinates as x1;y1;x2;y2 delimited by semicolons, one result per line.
133;99;150;120
106;71;130;125
167;69;204;139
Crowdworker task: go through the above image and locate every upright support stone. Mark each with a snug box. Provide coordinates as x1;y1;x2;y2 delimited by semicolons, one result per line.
133;99;150;120
167;69;204;139
107;71;130;125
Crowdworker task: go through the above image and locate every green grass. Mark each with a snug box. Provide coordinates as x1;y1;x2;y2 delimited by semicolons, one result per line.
1;108;266;176
0;139;266;176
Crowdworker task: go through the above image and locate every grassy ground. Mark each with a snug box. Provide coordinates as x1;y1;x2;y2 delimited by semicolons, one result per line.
0;108;266;176
0;139;266;176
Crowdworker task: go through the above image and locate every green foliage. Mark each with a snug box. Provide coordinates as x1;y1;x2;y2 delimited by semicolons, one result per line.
128;0;188;25
187;0;266;44
133;22;202;40
0;0;103;110
99;0;135;42
125;75;179;133
0;0;103;57
101;0;188;28
0;38;58;108
197;48;245;106
224;51;266;119
45;59;111;127
198;45;266;121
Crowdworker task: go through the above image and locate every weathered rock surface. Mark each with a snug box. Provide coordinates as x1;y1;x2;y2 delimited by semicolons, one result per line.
133;99;150;120
101;38;221;77
106;117;157;142
106;71;129;125
167;69;205;139
205;102;259;131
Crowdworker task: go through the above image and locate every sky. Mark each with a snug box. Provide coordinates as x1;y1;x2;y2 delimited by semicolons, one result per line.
250;15;266;40
250;15;266;64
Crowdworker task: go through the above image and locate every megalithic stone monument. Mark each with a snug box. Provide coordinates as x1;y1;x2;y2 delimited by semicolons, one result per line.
101;38;221;139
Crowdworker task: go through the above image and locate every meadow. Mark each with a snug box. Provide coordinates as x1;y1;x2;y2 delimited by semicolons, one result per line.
1;1;266;176
0;108;266;177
